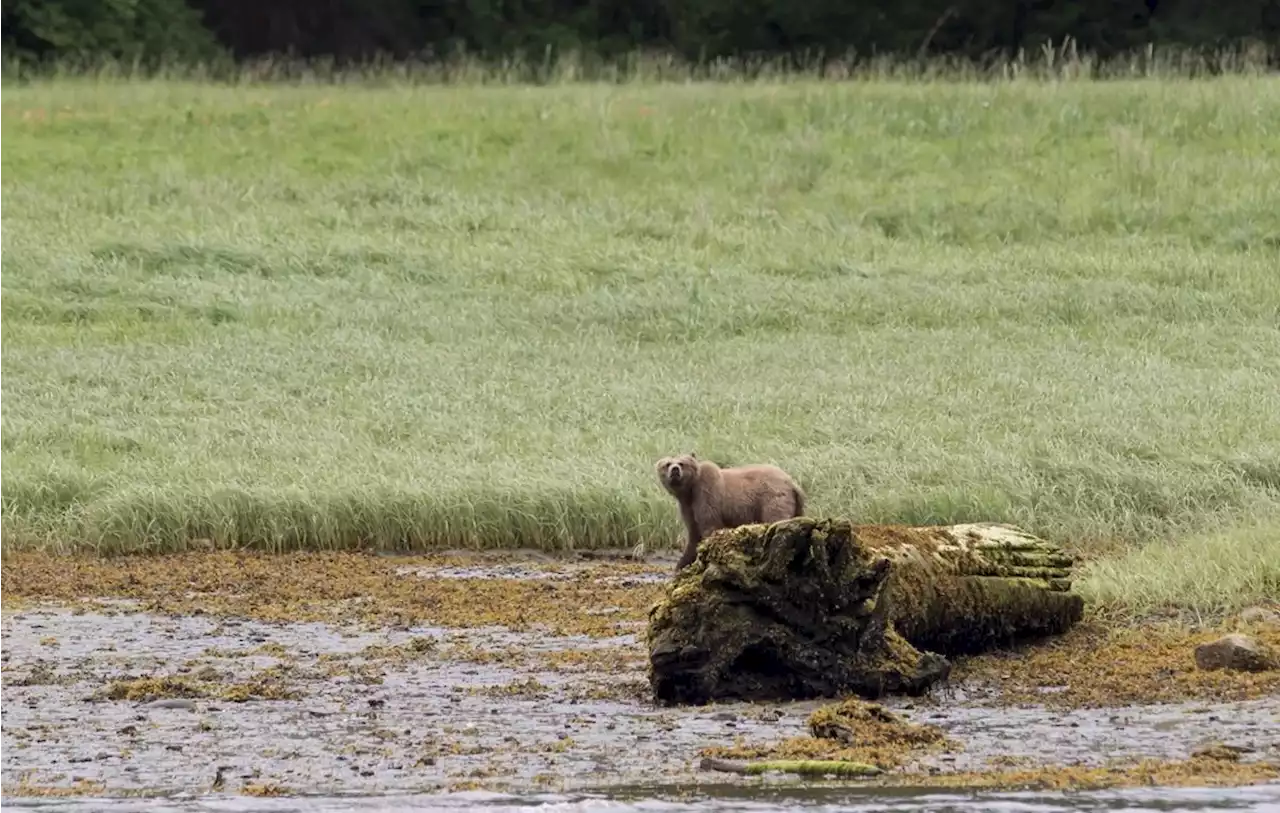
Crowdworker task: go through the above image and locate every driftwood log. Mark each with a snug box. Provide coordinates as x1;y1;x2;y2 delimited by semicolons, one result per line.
698;757;882;778
646;517;1084;706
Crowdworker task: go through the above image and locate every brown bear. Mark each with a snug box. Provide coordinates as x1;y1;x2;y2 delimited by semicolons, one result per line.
654;452;806;572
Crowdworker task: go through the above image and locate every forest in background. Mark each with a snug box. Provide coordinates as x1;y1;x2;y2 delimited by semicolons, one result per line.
4;0;1279;73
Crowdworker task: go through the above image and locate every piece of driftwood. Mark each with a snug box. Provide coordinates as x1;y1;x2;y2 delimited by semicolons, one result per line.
646;517;1083;705
698;757;882;778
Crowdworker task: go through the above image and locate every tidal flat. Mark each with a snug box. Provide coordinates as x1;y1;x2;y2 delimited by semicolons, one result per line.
2;552;1278;803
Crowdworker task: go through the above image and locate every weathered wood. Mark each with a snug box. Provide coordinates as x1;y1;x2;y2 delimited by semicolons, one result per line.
699;757;882;778
856;521;1084;656
646;517;1084;706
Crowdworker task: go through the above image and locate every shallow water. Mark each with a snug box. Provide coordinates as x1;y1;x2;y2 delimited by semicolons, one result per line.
6;784;1280;812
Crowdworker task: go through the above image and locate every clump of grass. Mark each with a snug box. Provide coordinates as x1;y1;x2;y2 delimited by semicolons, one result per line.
1077;522;1280;620
3;67;1279;584
4;40;1276;86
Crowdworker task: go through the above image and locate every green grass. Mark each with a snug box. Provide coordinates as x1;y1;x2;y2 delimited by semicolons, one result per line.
1077;521;1280;622
2;64;1279;617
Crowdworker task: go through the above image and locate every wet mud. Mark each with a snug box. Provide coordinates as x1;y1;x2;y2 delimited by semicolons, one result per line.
2;551;1278;801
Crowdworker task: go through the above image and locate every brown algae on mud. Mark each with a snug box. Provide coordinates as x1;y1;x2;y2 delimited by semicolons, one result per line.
2;606;671;797
102;666;303;702
3;550;1280;798
953;620;1280;708
878;754;1280;791
1;549;665;636
701;699;958;772
696;695;1280;792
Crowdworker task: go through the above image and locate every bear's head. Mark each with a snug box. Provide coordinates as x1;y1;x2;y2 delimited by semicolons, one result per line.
655;453;699;496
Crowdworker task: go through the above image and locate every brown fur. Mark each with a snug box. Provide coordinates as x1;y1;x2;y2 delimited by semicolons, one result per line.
654;452;806;572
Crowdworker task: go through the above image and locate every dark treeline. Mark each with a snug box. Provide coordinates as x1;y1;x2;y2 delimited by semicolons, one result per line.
3;0;1279;71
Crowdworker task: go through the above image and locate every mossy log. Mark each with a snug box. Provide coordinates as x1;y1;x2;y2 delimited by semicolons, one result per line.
699;757;882;778
646;517;1084;706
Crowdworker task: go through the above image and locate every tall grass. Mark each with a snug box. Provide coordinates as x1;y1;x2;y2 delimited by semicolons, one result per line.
1078;521;1280;621
2;56;1279;614
4;39;1277;87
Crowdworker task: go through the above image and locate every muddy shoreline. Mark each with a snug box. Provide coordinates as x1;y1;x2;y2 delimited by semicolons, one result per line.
3;551;1278;800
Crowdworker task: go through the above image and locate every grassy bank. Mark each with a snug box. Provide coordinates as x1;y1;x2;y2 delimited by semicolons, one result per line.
3;69;1279;608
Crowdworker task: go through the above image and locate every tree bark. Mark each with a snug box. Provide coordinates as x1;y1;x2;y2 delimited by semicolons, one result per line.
646;517;1084;706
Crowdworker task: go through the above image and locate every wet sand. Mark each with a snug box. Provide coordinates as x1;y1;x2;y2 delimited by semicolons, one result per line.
2;551;1278;800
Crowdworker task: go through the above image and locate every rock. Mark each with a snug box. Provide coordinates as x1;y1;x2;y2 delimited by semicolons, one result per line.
144;698;198;711
1238;606;1280;627
645;517;1083;706
1194;634;1279;673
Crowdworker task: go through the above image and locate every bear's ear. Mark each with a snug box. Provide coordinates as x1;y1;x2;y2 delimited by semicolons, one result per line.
689;451;698;459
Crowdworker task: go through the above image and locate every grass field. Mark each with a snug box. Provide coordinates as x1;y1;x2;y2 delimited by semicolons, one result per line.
2;63;1279;613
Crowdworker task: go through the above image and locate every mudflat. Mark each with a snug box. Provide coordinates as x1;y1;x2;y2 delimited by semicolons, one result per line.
3;551;1277;800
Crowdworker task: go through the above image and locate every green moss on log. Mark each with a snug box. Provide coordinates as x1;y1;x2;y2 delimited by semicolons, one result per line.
646;517;1084;705
699;757;883;778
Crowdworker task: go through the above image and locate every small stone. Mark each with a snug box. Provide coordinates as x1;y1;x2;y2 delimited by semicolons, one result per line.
145;699;197;711
1194;634;1279;673
711;711;738;722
